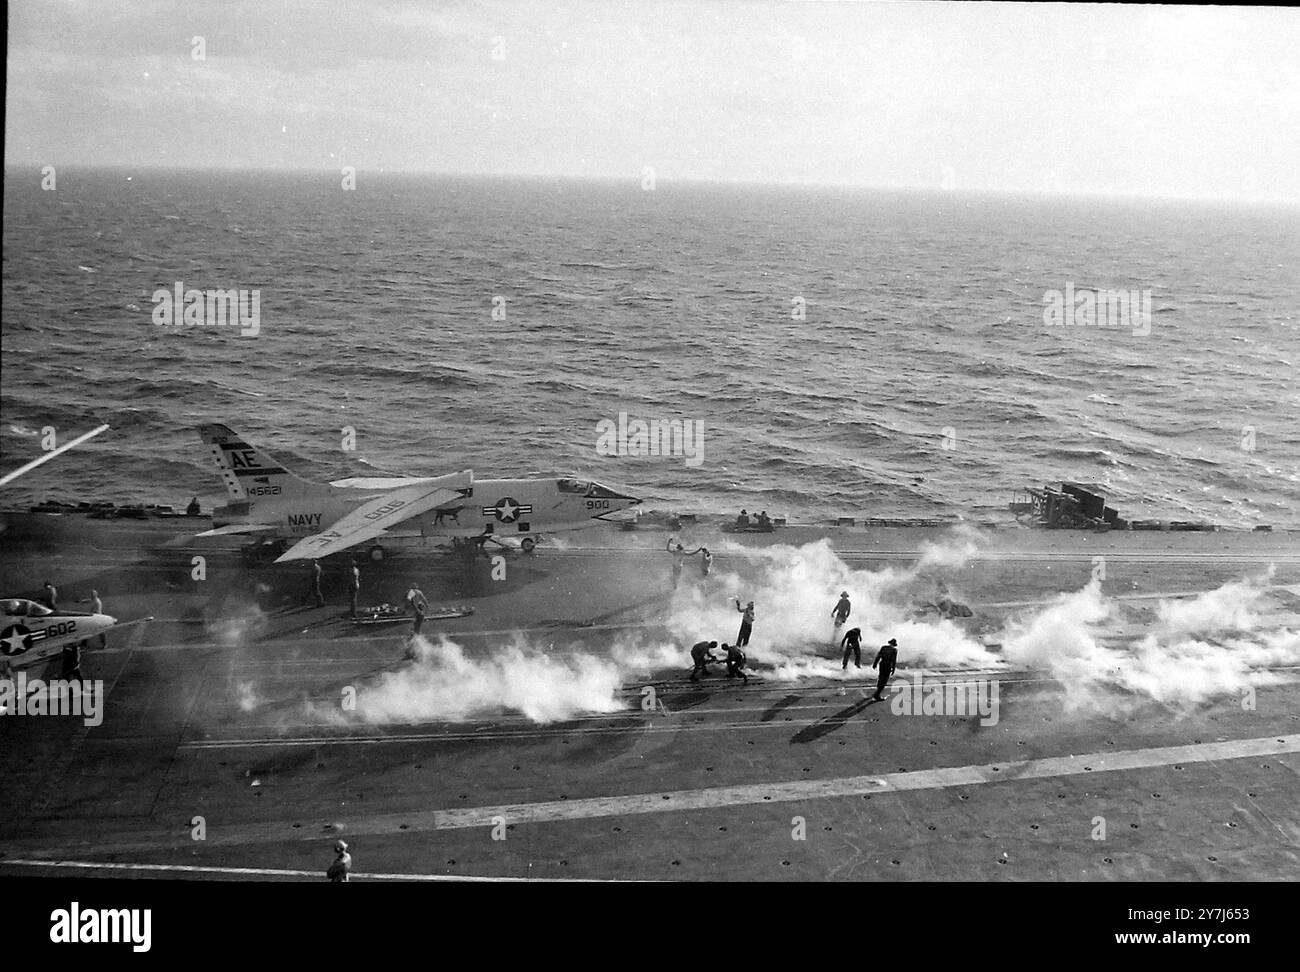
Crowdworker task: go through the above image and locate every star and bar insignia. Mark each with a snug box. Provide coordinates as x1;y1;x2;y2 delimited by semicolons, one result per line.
482;497;532;523
0;624;37;656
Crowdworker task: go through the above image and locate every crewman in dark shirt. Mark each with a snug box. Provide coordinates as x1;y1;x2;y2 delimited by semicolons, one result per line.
689;640;720;682
831;591;851;643
832;591;851;626
871;638;899;701
841;626;863;670
61;640;84;686
724;642;749;684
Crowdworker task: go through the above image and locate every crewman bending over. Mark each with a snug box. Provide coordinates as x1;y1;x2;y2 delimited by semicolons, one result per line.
724;642;749;684
689;640;721;682
840;626;863;670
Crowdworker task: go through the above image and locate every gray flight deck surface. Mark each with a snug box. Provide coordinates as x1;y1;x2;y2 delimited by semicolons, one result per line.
1;512;1298;881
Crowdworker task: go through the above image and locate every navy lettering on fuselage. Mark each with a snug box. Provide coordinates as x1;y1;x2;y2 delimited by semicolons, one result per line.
288;513;322;528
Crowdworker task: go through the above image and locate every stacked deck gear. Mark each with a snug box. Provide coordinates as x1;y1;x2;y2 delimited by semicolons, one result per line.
353;603;474;626
722;517;777;534
1009;482;1126;530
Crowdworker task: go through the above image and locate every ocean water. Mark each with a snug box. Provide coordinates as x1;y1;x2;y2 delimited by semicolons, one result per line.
2;168;1298;527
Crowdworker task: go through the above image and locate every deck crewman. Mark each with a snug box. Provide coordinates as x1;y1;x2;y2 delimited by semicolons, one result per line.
724;642;749;684
667;539;687;589
735;599;755;647
831;590;851;640
349;561;361;619
840;626;863;670
41;581;58;611
302;560;325;608
871;638;899;701
689;640;720;682
326;840;352;882
84;589;108;648
61;639;84;686
406;584;429;636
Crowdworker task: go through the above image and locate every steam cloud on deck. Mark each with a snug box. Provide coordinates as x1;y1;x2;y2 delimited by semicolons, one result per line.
250;533;1298;725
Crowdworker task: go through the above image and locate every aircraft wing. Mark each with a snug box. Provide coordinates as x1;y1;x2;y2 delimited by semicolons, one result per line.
275;474;471;563
329;476;441;489
194;524;279;537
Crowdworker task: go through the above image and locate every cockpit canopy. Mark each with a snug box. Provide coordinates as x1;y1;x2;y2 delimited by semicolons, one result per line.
2;598;52;618
557;478;638;501
586;482;631;500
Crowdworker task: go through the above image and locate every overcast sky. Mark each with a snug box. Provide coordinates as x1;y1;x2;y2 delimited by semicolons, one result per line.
6;0;1299;201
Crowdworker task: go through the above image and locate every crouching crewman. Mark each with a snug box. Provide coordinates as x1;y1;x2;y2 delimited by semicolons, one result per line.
724;642;749;685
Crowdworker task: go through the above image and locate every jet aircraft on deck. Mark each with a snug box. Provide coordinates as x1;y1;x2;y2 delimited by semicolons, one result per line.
195;423;641;563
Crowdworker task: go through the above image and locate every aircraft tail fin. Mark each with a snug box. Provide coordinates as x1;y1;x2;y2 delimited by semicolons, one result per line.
198;424;329;501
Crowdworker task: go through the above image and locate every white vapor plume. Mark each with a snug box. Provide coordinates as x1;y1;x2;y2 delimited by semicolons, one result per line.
915;523;986;570
1153;568;1272;636
206;599;268;647
664;534;998;681
664;536;1297;711
235;680;261;712
350;633;685;725
998;571;1300;712
276;537;1296;727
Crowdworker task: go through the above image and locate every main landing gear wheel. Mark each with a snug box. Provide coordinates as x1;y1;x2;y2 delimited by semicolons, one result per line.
368;545;386;563
520;537;536;553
